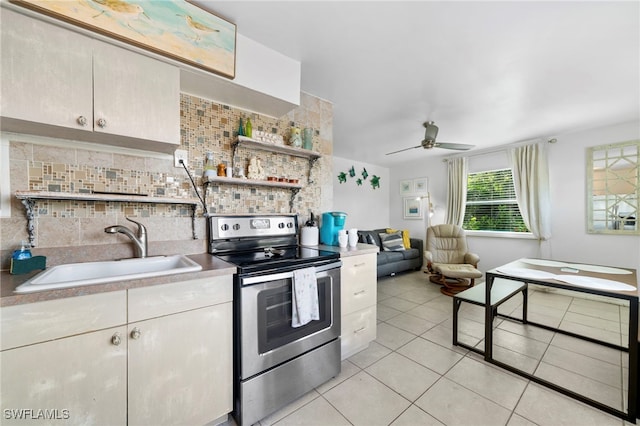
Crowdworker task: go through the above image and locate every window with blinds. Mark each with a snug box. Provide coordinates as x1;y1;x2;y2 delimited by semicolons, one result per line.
463;168;529;232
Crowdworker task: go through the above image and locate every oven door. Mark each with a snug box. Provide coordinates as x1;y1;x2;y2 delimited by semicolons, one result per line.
238;261;341;380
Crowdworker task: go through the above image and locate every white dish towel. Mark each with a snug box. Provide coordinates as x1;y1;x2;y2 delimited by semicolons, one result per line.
291;267;319;328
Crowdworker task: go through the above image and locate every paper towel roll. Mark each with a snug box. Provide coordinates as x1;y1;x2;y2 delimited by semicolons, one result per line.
301;226;319;246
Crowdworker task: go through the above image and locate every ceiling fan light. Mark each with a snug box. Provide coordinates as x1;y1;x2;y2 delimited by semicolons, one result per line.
423;122;439;141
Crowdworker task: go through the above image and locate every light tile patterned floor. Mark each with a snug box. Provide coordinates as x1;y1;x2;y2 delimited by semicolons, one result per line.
227;271;635;426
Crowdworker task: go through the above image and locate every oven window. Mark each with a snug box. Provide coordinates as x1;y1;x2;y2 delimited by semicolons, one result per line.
257;275;333;353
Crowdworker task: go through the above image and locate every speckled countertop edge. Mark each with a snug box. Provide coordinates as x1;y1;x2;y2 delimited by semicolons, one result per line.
0;253;236;307
311;243;380;257
1;245;379;307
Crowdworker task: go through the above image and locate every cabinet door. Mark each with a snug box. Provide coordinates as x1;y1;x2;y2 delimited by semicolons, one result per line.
93;42;180;145
127;303;232;425
1;9;93;130
0;326;127;425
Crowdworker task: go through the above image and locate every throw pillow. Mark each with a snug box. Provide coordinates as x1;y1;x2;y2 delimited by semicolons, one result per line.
385;228;411;249
366;234;377;246
379;231;405;251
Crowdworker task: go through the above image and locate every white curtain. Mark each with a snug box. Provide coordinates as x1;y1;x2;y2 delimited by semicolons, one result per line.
445;157;467;226
508;142;552;240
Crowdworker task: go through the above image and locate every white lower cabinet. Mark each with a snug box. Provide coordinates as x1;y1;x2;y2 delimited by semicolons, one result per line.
0;326;128;425
0;291;128;425
128;302;232;425
340;253;377;359
0;275;233;425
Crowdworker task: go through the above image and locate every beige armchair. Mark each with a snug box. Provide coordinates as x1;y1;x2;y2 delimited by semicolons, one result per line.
424;224;482;296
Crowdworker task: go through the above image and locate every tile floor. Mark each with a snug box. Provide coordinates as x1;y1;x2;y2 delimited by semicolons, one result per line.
232;271;637;426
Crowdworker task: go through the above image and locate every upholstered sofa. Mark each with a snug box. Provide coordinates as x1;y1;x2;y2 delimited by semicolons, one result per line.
357;229;423;277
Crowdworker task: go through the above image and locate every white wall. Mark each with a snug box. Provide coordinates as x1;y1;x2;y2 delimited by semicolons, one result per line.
386;120;640;275
388;158;447;244
332;156;390;230
549;121;640;273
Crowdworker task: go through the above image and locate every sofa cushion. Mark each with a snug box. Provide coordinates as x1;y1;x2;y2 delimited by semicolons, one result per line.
377;251;405;265
379;231;405;251
358;230;381;248
400;248;420;260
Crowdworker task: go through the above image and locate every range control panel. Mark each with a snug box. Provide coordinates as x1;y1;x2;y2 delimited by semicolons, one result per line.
209;215;298;240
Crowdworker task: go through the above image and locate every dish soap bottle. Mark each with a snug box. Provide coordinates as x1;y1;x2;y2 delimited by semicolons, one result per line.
245;117;252;138
12;240;32;260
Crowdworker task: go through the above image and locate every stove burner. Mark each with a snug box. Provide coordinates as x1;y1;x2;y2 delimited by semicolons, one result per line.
264;247;286;257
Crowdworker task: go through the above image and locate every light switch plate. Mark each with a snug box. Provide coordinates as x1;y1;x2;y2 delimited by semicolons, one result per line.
174;149;188;167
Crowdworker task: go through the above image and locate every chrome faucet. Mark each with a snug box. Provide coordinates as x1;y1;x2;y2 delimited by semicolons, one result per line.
104;217;148;258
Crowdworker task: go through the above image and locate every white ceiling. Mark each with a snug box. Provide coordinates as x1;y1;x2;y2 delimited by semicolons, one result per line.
195;1;640;167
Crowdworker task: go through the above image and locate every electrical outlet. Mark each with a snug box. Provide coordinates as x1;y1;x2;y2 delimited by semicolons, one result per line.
174;149;188;167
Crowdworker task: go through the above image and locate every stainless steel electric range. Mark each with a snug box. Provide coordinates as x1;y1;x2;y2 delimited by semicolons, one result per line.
208;214;342;426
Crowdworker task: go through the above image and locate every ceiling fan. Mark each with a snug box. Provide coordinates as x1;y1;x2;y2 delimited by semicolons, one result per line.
386;121;475;155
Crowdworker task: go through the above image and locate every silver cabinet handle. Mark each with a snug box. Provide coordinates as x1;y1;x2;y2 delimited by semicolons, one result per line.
353;290;366;296
130;327;141;340
354;326;366;334
111;332;122;346
354;263;366;267
76;116;88;126
96;118;107;128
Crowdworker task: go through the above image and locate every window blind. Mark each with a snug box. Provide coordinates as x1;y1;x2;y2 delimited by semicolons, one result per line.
463;168;529;232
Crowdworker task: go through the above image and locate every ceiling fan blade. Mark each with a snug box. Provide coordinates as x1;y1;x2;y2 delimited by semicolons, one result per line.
385;145;422;155
434;142;475;151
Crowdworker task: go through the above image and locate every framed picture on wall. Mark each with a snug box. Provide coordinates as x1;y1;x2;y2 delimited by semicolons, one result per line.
413;177;428;194
400;180;413;195
403;197;423;220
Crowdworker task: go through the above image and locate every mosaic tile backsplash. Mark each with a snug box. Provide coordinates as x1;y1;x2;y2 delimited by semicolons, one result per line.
2;92;333;258
180;92;333;215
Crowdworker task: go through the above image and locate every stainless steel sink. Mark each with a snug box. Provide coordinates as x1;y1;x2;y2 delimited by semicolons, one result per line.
14;255;203;294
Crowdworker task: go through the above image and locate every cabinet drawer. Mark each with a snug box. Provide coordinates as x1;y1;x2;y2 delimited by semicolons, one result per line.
341;306;377;360
128;276;233;322
342;278;376;316
1;291;127;351
341;254;376;287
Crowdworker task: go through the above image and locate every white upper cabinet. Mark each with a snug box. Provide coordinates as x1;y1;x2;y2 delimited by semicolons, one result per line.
93;42;180;145
1;8;180;152
1;8;93;131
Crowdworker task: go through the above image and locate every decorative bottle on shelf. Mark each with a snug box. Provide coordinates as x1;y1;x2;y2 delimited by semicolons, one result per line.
289;127;302;148
245;117;252;138
203;152;216;179
237;117;244;137
302;127;313;150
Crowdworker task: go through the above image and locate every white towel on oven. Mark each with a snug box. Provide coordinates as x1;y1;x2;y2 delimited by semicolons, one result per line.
291;267;319;327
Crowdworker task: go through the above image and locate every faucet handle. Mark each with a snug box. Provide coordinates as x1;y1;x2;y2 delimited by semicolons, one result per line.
126;217;147;234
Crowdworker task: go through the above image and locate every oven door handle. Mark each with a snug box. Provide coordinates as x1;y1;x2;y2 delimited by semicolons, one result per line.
241;261;342;285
